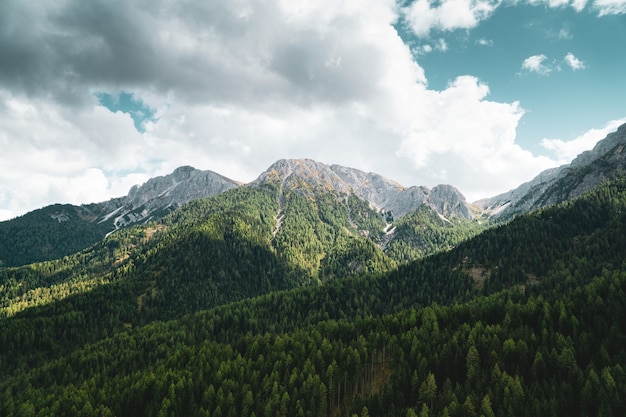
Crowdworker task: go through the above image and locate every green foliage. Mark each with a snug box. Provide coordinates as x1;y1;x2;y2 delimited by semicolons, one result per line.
385;206;485;263
0;204;112;267
2;178;626;416
272;190;396;283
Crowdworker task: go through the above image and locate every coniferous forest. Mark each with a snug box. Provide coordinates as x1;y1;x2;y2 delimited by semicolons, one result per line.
2;178;626;416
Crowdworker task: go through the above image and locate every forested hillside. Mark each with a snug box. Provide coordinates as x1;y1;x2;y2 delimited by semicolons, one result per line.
0;204;112;267
0;160;484;269
1;174;626;415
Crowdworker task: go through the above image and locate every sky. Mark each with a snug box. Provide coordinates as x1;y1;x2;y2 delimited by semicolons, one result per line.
0;0;625;221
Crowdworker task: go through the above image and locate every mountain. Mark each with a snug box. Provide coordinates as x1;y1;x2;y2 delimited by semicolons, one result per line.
0;160;482;268
0;203;112;268
2;172;626;416
6;116;625;270
4;126;626;416
83;165;241;231
0;166;239;267
251;158;485;264
0;160;484;324
254;158;477;220
478;122;626;218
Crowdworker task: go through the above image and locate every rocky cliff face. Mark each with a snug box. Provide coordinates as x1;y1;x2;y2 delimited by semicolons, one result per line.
84;166;240;232
428;184;474;220
253;158;476;220
478;123;626;219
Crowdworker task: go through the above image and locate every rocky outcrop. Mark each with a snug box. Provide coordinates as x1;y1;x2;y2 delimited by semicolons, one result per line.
478;123;626;219
253;158;476;220
428;184;473;220
83;166;240;231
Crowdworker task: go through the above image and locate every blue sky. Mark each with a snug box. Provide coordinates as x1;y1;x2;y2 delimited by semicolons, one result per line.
95;92;156;133
0;0;625;220
399;3;626;156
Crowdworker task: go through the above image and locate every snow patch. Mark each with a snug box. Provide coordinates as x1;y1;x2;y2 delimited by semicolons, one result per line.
98;206;123;224
50;212;69;222
379;223;396;250
272;210;285;239
486;202;511;216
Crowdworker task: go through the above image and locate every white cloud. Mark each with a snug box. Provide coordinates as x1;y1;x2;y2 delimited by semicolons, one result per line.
571;0;590;10
414;44;434;55
0;89;152;219
564;52;586;70
519;53;586;76
0;0;586;219
520;54;552;75
523;0;626;13
558;27;574;39
395;76;557;200
593;0;626;14
413;38;448;55
476;38;494;46
541;118;626;163
403;0;501;37
435;38;449;51
548;0;571;7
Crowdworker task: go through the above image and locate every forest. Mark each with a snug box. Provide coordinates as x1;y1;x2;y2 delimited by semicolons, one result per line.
1;179;626;416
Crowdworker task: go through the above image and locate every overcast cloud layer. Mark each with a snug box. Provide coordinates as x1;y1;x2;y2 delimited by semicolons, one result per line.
1;0;625;220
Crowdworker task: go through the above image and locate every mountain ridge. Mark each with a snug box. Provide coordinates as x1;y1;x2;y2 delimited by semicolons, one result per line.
0;167;239;267
252;158;476;220
478;122;626;218
3;169;626;417
2;121;626;267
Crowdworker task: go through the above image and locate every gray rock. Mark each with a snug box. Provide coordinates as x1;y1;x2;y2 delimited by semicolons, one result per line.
478;122;626;219
252;158;476;220
84;166;239;232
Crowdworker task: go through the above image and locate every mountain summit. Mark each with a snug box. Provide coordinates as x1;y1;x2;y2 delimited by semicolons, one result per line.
4;122;626;267
0;167;239;267
253;158;476;220
479;122;626;218
91;166;240;232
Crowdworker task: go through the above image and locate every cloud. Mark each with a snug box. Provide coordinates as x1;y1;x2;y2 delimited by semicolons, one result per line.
413;38;448;55
435;38;449;51
520;54;552;75
564;52;586;70
541;118;626;162
558;27;574;39
0;0;572;219
520;53;586;75
414;44;434;55
476;38;494;46
402;0;501;37
592;0;626;14
522;0;626;13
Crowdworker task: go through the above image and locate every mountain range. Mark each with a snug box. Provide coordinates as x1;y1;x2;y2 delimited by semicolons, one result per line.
2;123;625;268
478;122;626;218
1;123;626;416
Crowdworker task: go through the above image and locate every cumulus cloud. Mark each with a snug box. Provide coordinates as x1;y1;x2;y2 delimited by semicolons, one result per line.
541;118;626;163
520;53;586;75
402;0;501;37
520;54;552;75
0;0;583;219
564;52;586;70
523;0;626;13
592;0;626;15
476;38;494;46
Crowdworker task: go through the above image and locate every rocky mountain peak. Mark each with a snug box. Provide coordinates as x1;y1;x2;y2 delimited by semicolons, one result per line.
428;185;473;220
253;159;476;220
252;159;352;195
478;122;626;219
89;167;240;232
